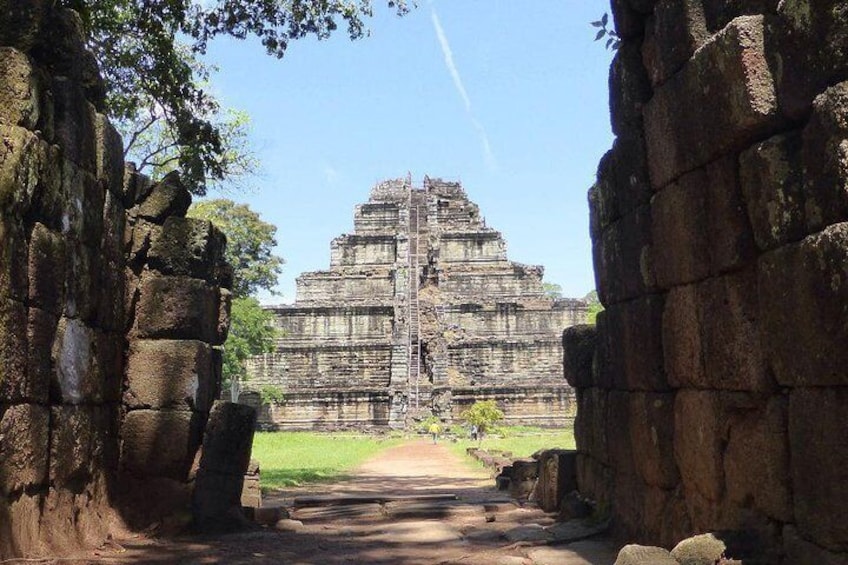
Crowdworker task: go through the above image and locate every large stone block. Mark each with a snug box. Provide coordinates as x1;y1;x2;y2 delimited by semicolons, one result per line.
562;324;597;388
50;317;108;404
125;339;213;412
575;388;609;465
641;0;708;87
628;392;677;489
739;131;806;251
51;77;95;170
148;217;226;281
0;212;28;302
576;453;612;510
790;388;848;551
28;222;65;314
0;0;47;51
25;306;54;403
674;390;723;530
217;288;231;344
723;397;791;522
101;188;126;264
120;409;204;481
0;47;40;130
700;269;770;391
801;82;848;233
535;449;578;513
134;273;219;342
651;174;710;288
0;404;49;495
0;297;28;403
592;134;653;232
662;284;705;388
644;15;780;189
60;161;104;248
701;0;780;32
593;204;655;305
49;406;104;490
198;401;257;478
609;42;652;136
0;124;42;215
93;113;124;196
772;2;848;121
604;295;667;391
97;258;125;333
606;390;634;474
133;171;191;222
703;155;756;273
759;223;848;386
783;525;848;565
63;239;99;323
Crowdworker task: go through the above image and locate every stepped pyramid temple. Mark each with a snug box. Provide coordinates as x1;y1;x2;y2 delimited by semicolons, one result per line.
244;177;587;428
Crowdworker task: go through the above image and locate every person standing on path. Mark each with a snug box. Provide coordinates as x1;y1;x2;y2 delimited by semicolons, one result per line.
428;421;441;444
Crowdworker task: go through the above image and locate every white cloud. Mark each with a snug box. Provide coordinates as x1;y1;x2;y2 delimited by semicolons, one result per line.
430;7;498;171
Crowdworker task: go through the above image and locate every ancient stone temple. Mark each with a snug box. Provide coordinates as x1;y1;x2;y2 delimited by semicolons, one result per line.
244;177;587;429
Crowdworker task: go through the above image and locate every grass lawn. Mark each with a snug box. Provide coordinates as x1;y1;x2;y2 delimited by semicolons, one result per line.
445;425;576;466
252;431;404;491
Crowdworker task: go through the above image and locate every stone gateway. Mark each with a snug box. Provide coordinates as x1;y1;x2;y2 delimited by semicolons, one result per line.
243;177;587;429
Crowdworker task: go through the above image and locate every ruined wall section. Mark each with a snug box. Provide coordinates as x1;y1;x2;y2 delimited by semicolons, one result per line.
572;1;848;560
0;6;232;557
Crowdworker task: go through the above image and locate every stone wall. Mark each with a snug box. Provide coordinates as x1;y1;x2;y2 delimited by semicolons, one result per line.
0;5;234;558
572;1;848;561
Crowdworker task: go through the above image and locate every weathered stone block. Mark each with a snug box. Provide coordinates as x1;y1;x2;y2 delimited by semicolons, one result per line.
0;0;47;51
662;284;705;388
628;392;677;489
606;390;634;474
148;217;226;280
772;3;848;121
783;525;848;565
739;131;806;251
610;0;645;40
651;174;710;288
0;212;28;301
0;404;49;495
801;82;848;233
644;15;780;189
576;453;612;510
790;388;848;551
593;204;654;305
724;397;791;522
193;469;250;532
25;306;54;403
125;339;213;412
97;258;125;333
610;42;652;136
28;222;65;313
0;297;28;403
93;113;124;196
217;288;231;344
700;269;770;391
592;134;653;232
641;0;708;87
701;0;779;32
642;484;691;550
604;295;667;391
51;77;95;169
704;155;756;273
134;273;219;342
49;406;102;489
50;317;106;404
102;188;126;264
198;401;257;478
671;533;726;565
535;449;577;513
133;171;191;222
562;324;597;389
121;409;204;481
0;47;40;130
674;390;723;530
759;223;848;386
0;124;41;215
63;240;99;323
615;544;679;565
29;143;63;228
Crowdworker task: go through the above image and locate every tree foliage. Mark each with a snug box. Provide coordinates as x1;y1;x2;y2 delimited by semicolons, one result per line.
59;0;410;193
582;290;604;325
187;199;284;298
542;282;563;299
222;296;277;386
591;12;620;50
460;400;504;435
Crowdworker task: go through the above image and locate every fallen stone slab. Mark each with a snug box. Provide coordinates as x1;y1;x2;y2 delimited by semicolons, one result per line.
546;519;611;545
293;492;457;507
504;523;554;544
384;500;486;520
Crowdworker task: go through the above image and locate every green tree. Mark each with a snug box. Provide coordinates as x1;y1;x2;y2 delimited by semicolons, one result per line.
460;400;505;442
60;0;410;193
542;282;563;299
583;290;604;324
188;199;284;298
187;200;283;397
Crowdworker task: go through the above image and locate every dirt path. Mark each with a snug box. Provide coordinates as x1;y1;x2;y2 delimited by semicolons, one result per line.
81;440;619;564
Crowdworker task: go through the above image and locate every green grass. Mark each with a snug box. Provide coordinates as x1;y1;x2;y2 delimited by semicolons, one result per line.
252;432;404;491
446;425;576;464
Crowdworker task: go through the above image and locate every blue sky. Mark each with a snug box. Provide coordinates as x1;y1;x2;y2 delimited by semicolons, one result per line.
203;1;615;302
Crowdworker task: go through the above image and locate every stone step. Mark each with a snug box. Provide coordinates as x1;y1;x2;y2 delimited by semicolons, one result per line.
293;492;457;508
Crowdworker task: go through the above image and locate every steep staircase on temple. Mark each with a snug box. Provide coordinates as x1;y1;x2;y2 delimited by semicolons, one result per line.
407;189;425;412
